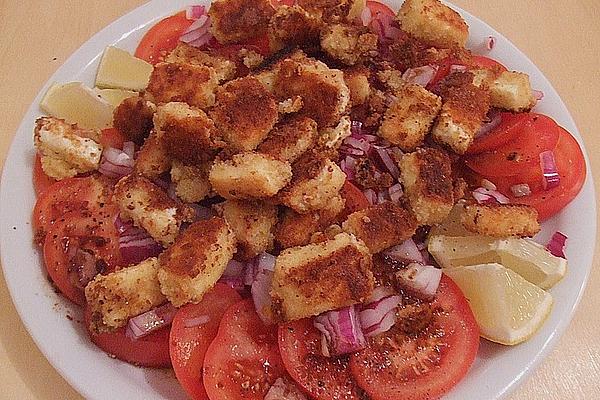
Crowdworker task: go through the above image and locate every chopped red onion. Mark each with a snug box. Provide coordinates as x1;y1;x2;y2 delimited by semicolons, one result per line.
475;112;502;138
375;147;399;179
360;6;372;27
180;14;212;48
376;190;389;204
533;89;544;101
126;303;177;340
402;65;438;87
340;146;365;157
188;203;215;220
486;36;496;50
340;156;357;181
265;378;308;400
185;5;206;20
358;287;401;337
351;120;363;136
395;263;442;300
450;64;468;73
480;178;497;191
369;11;401;42
219;275;246;292
183;315;210;328
510;183;531;197
388;183;404;203
546;232;567;259
314;306;366;357
251;253;276;324
539;150;560;190
472;187;510;204
223;259;246;277
115;215;162;265
383;238;425;264
99;146;134;179
363;189;377;205
68;248;100;290
344;137;371;153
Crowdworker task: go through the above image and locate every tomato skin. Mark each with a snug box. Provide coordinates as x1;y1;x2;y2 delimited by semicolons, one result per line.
466;112;534;155
99;127;126;149
84;308;172;368
349;275;480;400
470;55;507;72
278;318;365;400
135;11;194;64
33;154;56;197
464;114;561;177
170;284;242;400
203;299;286;400
339;180;370;220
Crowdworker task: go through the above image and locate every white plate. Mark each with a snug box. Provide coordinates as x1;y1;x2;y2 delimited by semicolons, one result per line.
0;1;596;399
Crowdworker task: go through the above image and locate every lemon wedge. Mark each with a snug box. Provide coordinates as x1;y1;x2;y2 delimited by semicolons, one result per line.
95;88;138;107
429;202;475;238
95;46;153;91
428;235;499;268
444;264;553;345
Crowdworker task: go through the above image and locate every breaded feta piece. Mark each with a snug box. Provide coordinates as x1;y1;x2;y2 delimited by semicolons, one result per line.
165;43;236;82
278;96;304;114
397;0;468;48
432;72;490;154
461;204;540;238
147;62;219;109
342;201;418;253
85;257;165;333
257;116;317;162
157;217;236;307
271;232;374;321
376;67;405;92
297;0;358;22
399;147;454;225
170;159;212;203
320;23;378;66
134;130;171;178
275;195;345;248
113;174;195;247
209;152;293;199
344;67;371;106
281;152;346;213
378;83;442;151
112;95;156;144
490;71;536;112
268;5;322;52
318;116;351;149
272;51;350;127
220;200;278;259
210;76;279;151
209;0;275;44
34;117;103;180
154;102;216;164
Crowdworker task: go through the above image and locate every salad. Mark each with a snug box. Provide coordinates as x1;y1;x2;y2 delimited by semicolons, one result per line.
30;0;586;399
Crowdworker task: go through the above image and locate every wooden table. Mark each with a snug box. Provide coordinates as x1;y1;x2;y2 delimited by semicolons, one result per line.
0;1;598;399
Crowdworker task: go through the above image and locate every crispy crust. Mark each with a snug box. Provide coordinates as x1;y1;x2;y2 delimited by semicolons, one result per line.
209;0;275;44
320;24;378;66
461;203;540;238
257;116;317;162
134;130;171;178
268;5;322;52
112;96;156;145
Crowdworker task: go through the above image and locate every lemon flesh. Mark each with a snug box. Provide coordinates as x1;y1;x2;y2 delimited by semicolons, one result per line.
95;46;153;91
95;88;138;107
444;264;553;345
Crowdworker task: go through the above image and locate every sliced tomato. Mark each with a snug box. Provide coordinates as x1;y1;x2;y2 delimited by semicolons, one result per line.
170;284;242;400
464;114;561;177
135;11;194;64
466;112;534;155
84;308;171;368
367;0;395;17
203;299;286;400
349;275;479;400
33;154;56;197
99;127;126;149
339;180;370;220
470;55;507;72
279;318;365;400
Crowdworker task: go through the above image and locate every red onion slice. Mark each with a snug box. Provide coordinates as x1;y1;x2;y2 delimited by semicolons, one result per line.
126;303;177;340
375;147;399;179
472;187;510;204
180;13;213;48
363;189;377;205
115;215;162;265
388;183;403;203
344;137;372;153
383;239;425;264
402;65;438;87
251;253;276;324
395;263;442;300
314;306;367;357
223;259;246;277
475;112;502;139
183;315;210;328
450;64;468;73
185;5;206;20
486;36;496;50
99;146;134;179
360;6;372;27
539;150;560;190
358;287;401;337
533;89;544;101
546;232;567;259
510;183;531;197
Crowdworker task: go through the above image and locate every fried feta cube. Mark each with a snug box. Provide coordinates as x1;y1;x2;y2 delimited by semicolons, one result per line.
397;0;468;48
297;0;358;22
112;95;156;144
320;23;378;66
34;117;103;180
344;67;371;106
209;152;293;199
154;102;216;164
490;71;536;112
210;76;279;151
133;130;171;178
432;72;490;154
257;116;318;162
113;174;194;247
318;116;352;149
170;159;212;203
281;152;346;213
277;96;304;115
275;195;345;248
165;43;236;82
399;147;454;225
342;201;418;253
268;5;322;52
147;62;219;109
271;232;374;321
461;204;540;238
157;217;236;307
209;0;275;44
220;200;278;259
378;83;442;151
85;257;165;333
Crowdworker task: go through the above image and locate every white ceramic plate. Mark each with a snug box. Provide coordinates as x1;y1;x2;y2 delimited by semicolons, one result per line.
1;1;596;399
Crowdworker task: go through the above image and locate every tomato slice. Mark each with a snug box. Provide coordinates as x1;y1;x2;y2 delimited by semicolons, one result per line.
339;180;370;220
43;206;120;305
203;299;286;399
367;0;395;17
278;318;365;400
470;55;508;72
135;11;194;64
349;275;479;400
464;114;561;177
33;154;57;197
170;284;242;400
84;308;171;368
99;127;126;149
466;112;534;155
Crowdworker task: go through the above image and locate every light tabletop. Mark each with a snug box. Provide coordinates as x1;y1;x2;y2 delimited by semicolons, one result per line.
0;1;598;399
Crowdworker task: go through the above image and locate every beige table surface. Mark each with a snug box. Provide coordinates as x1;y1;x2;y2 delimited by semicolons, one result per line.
0;1;599;399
